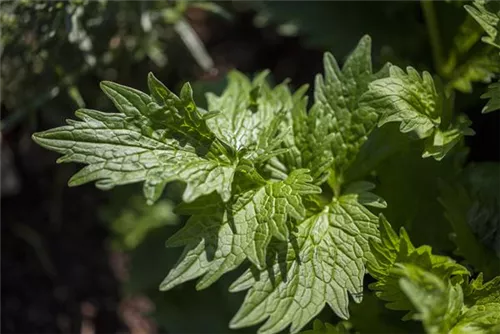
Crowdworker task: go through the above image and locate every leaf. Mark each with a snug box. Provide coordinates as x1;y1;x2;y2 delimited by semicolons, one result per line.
397;265;500;334
229;195;379;334
481;80;500;113
361;65;475;160
441;13;500;94
160;169;321;290
465;0;500;50
396;264;463;334
313;35;390;181
367;216;469;317
464;273;500;306
446;48;500;94
205;70;290;154
277;84;335;185
32;76;240;204
301;319;353;334
464;1;500;114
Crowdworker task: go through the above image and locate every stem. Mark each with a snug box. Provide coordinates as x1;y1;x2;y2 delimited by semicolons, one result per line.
421;0;445;75
174;18;215;73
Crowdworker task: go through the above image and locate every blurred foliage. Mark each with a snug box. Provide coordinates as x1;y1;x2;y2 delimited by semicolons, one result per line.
248;1;428;67
0;0;226;132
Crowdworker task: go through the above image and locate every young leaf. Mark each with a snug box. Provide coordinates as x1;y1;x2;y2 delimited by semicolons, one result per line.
229;194;379;334
205;70;287;152
313;35;390;183
465;0;500;50
361;66;475;160
441;13;500;94
464;273;500;306
367;216;469;316
465;0;500;113
481;80;500;113
396;264;463;334
277;85;335;185
446;49;500;94
397;264;500;334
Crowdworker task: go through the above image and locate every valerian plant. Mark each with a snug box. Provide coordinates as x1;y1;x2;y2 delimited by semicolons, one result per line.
33;2;500;333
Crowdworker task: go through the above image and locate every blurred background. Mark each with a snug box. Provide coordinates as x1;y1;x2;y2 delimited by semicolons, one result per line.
1;1;499;333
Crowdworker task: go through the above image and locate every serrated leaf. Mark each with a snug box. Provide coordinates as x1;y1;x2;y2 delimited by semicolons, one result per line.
482;81;500;113
205;70;291;154
454;273;500;333
278;85;335;185
361;65;474;160
446;48;500;94
32;108;236;204
229;195;379;334
396;264;464;334
32;72;297;205
396;265;500;334
367;216;469;317
161;169;320;289
441;13;500;94
313;35;390;181
464;273;500;306
465;0;500;50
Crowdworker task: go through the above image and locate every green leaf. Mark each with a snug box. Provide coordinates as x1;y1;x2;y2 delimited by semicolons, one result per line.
465;0;500;50
301;319;353;334
397;264;463;334
464;273;500;306
277;84;335;185
160;169;321;290
446;48;500;94
396;265;500;334
361;65;475;160
229;195;379;334
313;35;390;181
368;216;469;317
481;80;500;113
464;1;500;113
205;70;290;154
441;13;500;94
32;76;240;204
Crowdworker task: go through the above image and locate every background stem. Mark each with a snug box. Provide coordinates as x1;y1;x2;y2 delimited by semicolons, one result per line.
421;0;445;76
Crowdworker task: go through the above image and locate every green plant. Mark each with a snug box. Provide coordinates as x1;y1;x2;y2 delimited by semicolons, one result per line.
32;1;499;333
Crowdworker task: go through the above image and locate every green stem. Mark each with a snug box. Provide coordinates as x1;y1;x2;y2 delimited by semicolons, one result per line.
421;0;445;76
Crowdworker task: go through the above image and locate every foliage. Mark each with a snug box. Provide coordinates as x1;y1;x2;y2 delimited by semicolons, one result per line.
32;1;500;333
0;0;223;132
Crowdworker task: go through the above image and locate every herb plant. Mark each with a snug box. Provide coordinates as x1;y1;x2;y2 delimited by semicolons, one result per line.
32;1;500;333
